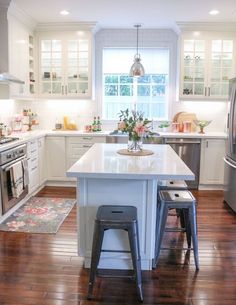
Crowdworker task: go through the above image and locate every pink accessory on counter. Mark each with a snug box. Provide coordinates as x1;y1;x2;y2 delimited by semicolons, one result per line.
172;122;180;132
183;121;191;133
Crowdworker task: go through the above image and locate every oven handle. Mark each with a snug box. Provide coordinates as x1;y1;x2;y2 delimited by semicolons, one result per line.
1;155;27;171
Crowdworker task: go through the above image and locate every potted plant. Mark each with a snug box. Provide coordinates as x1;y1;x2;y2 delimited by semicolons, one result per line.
158;121;170;132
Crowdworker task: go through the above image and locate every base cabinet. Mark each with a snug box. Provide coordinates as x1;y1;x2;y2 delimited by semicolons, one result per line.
200;139;226;185
46;136;66;181
27;139;39;193
38;137;46;185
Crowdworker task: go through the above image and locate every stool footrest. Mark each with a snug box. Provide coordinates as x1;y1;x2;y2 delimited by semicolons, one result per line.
101;249;131;253
161;247;193;250
165;227;186;232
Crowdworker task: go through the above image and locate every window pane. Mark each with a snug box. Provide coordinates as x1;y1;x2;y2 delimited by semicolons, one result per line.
102;48;169;120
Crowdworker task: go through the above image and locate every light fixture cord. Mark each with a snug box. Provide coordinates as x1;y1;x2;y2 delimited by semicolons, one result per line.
136;25;139;55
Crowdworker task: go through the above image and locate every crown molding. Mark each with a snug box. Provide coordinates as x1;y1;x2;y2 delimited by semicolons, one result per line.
35;21;98;33
177;22;236;32
8;2;37;30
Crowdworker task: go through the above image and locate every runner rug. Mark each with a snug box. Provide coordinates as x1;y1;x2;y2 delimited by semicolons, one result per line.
0;197;76;233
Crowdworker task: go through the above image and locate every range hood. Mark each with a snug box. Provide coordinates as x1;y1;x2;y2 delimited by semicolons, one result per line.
0;72;24;84
0;1;24;88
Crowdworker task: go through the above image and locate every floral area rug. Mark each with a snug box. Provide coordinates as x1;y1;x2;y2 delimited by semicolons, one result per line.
0;197;76;233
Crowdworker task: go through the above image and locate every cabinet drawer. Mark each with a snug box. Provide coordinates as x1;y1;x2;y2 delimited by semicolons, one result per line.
27;140;38;157
67;136;106;145
68;143;93;158
28;156;38;171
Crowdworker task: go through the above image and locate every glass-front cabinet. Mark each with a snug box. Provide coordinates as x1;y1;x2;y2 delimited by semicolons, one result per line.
180;32;236;100
38;31;92;98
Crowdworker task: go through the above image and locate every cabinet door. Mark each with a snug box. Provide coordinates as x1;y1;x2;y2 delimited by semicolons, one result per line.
46;137;66;180
27;140;39;193
65;34;91;97
200;139;226;184
208;39;234;98
38;137;46;185
181;38;206;98
8;16;29;97
39;38;63;97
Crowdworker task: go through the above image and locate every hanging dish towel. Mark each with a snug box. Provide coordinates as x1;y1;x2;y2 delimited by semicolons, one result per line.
10;160;24;198
22;158;29;188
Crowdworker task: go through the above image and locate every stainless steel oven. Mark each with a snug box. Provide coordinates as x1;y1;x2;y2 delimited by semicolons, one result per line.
0;143;28;215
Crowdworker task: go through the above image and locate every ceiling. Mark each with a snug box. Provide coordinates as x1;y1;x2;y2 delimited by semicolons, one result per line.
12;0;236;30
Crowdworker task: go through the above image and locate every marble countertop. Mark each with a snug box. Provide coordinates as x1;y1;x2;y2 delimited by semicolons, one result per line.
66;143;195;180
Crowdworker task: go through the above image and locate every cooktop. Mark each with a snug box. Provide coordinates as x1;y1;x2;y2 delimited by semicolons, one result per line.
0;137;19;145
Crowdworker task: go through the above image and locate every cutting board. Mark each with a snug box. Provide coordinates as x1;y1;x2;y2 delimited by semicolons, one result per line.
176;112;197;132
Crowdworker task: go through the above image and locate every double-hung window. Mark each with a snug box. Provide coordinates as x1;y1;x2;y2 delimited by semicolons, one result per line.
102;48;169;120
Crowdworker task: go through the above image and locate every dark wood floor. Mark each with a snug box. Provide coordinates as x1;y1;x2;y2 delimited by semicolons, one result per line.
0;186;236;305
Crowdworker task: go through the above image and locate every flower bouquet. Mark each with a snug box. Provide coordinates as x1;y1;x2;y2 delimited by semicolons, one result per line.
117;108;153;152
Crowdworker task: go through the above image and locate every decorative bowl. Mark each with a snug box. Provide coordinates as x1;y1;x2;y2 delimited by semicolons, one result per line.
193;120;211;133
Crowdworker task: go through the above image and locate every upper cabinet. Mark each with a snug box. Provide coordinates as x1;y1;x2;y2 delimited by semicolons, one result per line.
37;31;92;99
179;31;236;101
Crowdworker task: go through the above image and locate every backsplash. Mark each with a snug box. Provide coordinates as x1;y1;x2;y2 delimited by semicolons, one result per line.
0;98;228;133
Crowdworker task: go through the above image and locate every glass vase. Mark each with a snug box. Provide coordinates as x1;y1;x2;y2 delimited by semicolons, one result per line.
127;137;143;152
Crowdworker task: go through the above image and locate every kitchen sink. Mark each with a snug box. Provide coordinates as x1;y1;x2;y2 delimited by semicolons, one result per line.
106;132;163;144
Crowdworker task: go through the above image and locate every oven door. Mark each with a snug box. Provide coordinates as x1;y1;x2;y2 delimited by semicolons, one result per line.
0;156;29;214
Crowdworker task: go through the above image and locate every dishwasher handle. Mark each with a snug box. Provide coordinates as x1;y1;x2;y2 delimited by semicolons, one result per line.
165;140;201;144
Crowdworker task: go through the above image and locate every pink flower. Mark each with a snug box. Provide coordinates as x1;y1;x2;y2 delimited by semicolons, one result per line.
134;122;147;137
7;221;26;229
118;121;126;130
24;206;49;215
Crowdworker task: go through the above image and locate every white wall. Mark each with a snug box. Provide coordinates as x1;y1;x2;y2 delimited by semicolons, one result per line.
172;100;228;132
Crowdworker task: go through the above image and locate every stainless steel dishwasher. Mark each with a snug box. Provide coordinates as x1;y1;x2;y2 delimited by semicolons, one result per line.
164;138;201;189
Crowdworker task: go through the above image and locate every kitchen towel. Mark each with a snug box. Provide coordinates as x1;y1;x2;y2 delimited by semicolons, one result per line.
10;160;24;198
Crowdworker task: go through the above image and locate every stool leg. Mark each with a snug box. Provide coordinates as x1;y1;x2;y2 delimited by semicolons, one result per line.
189;205;199;270
184;209;192;248
87;222;104;300
155;205;169;267
178;209;186;229
153;196;162;269
128;222;143;302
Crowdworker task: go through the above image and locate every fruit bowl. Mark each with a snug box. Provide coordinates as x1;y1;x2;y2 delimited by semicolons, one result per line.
193;120;211;133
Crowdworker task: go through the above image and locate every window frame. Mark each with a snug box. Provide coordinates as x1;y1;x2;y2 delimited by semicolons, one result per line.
95;28;178;123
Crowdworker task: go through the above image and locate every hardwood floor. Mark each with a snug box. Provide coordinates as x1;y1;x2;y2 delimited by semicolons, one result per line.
0;187;236;305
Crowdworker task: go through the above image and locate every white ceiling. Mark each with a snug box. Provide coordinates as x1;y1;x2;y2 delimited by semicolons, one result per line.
12;0;236;30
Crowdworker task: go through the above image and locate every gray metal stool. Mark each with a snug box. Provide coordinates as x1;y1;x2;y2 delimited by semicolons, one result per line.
154;190;199;270
160;180;188;226
87;205;143;302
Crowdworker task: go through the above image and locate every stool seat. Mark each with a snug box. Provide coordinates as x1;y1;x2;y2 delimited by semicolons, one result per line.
87;205;143;302
159;180;188;190
153;190;199;270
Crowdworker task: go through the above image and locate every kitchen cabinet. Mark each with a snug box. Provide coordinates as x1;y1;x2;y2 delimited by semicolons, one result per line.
38;137;46;185
66;136;106;170
37;31;92;98
27;139;39;193
8;15;34;98
199;139;226;185
46;136;66;180
180;32;235;101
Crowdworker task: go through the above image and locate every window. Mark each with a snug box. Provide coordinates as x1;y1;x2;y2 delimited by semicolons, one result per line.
102;48;169;120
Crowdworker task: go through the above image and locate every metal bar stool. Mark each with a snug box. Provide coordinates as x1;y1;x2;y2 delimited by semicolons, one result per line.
159;180;188;228
87;205;143;302
154;190;199;270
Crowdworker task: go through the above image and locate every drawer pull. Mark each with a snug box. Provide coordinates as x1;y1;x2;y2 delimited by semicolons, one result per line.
82;137;93;140
83;144;92;148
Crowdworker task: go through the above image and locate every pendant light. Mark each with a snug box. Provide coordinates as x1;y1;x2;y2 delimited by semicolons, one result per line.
130;24;145;77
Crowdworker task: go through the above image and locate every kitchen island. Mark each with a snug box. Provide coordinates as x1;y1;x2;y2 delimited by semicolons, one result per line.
67;143;194;270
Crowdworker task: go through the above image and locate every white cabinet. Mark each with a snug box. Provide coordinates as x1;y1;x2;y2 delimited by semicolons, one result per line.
27;139;39;192
46;136;66;180
200;139;226;185
66;136;106;170
38;137;46;185
8;15;34;98
180;31;235;101
37;31;92;99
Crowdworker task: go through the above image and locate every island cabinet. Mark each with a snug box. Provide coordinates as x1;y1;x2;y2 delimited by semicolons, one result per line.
67;143;194;270
199;139;226;186
179;31;236;101
37;31;92;99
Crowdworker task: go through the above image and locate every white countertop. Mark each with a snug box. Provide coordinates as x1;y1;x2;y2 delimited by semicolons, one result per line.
66;143;195;180
0;129;227;153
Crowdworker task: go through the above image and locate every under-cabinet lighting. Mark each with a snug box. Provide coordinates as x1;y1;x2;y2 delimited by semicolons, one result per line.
209;10;219;15
60;10;69;15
